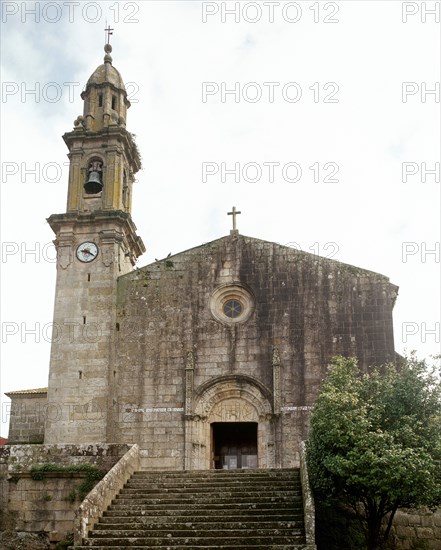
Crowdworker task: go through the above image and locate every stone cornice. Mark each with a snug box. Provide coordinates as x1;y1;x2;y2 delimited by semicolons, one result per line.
47;210;146;260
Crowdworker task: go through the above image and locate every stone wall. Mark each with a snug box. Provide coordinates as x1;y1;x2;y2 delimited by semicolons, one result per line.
6;473;86;538
112;234;397;469
75;444;140;544
1;444;130;471
5;393;47;444
299;442;317;549
0;444;131;541
392;508;441;550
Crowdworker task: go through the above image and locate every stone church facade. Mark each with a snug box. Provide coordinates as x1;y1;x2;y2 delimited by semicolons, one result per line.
6;44;398;473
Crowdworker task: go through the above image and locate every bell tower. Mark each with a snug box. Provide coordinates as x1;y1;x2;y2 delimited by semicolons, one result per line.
44;42;145;444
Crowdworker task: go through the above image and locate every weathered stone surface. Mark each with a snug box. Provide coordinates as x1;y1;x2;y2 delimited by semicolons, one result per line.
75;444;140;545
3;42;421;550
0;444;131;539
112;234;397;470
299;442;316;548
76;468;315;549
43;47;144;447
391;509;441;549
0;530;50;550
0;444;130;472
4;392;47;444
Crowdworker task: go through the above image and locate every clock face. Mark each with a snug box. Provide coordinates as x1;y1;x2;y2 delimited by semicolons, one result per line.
76;242;98;263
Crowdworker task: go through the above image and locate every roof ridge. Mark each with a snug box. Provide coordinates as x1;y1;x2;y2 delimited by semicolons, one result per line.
5;388;48;396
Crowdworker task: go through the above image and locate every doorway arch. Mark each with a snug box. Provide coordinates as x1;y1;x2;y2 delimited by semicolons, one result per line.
185;375;277;470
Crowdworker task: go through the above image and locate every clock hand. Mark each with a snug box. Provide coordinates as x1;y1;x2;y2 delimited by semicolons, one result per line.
85;249;97;258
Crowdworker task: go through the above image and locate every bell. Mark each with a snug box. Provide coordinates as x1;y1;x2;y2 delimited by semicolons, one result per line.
84;171;103;194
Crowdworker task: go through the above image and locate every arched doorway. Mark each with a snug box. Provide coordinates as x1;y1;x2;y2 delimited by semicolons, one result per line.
212;422;258;469
185;375;277;470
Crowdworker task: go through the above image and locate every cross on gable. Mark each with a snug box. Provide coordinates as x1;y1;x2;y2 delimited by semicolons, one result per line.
228;207;241;233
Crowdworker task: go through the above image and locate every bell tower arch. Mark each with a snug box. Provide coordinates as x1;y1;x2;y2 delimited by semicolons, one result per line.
44;42;145;444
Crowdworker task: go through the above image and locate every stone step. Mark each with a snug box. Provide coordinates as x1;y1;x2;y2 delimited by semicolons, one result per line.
131;470;299;480
107;502;302;512
95;520;303;530
129;471;300;478
77;469;307;549
113;494;299;505
78;535;302;550
129;468;300;479
113;493;301;505
121;484;299;490
126;474;301;487
102;509;303;520
75;546;311;550
123;479;301;492
132;470;298;474
89;528;305;538
124;488;301;494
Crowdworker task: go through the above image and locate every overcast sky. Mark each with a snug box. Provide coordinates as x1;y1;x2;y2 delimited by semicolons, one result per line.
1;1;440;437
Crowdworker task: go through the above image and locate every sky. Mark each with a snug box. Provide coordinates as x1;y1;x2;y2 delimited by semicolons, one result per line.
0;0;440;437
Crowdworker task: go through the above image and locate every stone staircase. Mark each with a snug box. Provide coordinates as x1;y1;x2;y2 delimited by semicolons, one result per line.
74;468;310;549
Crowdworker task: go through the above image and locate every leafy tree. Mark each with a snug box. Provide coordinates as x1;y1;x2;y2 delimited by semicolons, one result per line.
307;354;441;550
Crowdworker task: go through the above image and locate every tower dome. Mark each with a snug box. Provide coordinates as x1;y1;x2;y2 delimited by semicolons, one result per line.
84;44;127;94
79;44;130;132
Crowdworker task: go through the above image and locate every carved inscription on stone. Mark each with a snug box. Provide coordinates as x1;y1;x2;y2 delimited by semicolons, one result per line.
210;399;256;422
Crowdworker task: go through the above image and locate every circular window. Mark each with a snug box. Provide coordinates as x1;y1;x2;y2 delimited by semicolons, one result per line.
210;284;254;325
223;299;243;319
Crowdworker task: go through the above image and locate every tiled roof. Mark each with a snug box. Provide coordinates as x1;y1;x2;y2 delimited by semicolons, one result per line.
5;388;48;396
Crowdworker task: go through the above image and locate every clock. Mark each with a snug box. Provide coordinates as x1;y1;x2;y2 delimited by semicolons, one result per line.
76;242;98;263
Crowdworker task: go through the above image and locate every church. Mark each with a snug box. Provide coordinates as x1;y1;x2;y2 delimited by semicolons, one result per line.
1;40;408;549
5;41;399;470
5;33;440;550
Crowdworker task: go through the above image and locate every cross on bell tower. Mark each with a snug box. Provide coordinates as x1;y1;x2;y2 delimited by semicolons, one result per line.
104;23;114;45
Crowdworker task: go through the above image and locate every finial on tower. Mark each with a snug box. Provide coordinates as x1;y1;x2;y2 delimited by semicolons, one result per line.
104;23;114;64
